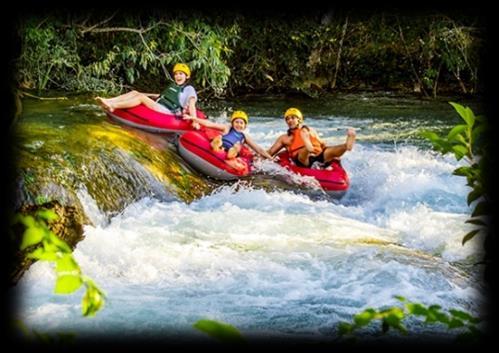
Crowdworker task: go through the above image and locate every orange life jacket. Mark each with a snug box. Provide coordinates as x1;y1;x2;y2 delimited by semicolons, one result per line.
287;126;323;158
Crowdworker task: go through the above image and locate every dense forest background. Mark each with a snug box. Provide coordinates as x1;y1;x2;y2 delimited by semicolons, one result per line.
10;8;486;100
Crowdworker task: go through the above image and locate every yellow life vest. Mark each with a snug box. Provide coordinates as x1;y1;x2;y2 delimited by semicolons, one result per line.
287;126;322;158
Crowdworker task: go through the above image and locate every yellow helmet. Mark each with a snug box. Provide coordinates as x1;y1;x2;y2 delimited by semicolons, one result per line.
173;63;191;77
230;110;249;125
284;107;303;122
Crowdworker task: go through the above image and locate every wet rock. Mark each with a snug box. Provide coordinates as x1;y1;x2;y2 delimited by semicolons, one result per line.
10;200;87;286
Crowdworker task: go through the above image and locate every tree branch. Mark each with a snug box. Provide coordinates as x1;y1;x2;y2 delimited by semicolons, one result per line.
80;11;118;34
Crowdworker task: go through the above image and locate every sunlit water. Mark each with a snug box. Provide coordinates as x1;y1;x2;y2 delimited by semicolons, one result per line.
12;96;487;343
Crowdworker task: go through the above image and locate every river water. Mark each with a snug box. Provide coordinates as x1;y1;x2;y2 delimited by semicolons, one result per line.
11;93;488;344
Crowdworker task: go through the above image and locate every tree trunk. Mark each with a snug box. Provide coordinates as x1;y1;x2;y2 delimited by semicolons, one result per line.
332;16;348;90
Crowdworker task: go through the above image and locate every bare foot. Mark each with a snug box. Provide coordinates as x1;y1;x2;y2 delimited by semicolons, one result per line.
210;135;223;152
346;128;356;151
226;146;239;159
95;97;114;112
191;121;201;130
226;158;246;172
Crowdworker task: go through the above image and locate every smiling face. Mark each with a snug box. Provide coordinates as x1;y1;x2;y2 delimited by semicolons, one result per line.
285;115;300;129
173;71;188;85
231;118;247;132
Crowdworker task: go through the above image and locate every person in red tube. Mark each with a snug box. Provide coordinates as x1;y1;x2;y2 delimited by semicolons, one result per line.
95;63;200;129
183;110;273;171
267;107;355;169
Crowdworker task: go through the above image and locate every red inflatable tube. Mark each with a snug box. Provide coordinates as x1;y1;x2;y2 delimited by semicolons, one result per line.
105;104;207;134
276;151;350;198
178;130;253;180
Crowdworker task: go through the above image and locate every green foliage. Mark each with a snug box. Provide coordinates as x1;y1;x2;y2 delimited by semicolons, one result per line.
193;319;246;343
339;296;482;342
17;19;82;91
11;209;105;317
15;11;483;98
421;102;489;245
17;13;238;96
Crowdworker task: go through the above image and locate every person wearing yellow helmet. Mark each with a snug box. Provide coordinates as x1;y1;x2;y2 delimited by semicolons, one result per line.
95;63;200;127
183;110;273;170
268;107;356;168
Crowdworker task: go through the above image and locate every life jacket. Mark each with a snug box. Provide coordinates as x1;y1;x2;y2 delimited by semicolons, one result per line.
157;82;185;112
287;126;322;158
222;127;246;150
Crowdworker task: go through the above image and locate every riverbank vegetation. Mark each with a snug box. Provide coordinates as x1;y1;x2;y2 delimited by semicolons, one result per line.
14;9;485;99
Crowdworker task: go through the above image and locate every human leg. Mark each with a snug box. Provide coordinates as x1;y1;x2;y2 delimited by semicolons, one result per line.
226;143;242;159
96;91;159;112
295;148;312;167
95;97;112;111
322;128;356;162
346;128;356;151
95;90;142;112
225;157;247;172
210;135;223;152
111;93;159;111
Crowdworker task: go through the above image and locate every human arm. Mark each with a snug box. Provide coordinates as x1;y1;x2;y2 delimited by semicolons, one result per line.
180;86;198;116
300;127;321;153
267;135;286;157
243;134;274;159
143;93;160;99
186;96;197;117
183;114;228;133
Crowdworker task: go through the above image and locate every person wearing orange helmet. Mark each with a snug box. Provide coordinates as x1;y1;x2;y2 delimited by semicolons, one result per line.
95;63;200;128
267;107;356;168
183;110;273;170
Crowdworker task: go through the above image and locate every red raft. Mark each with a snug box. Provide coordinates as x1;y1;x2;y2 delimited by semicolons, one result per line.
178;130;253;180
276;151;350;198
105;104;207;134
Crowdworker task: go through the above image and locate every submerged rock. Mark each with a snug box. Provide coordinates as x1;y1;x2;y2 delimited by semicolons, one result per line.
10;200;86;285
10;98;218;283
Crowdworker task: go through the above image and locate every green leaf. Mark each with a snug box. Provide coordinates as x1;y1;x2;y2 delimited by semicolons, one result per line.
406;303;428;316
448;318;464;329
82;286;105;317
394;295;406;302
453;166;472;177
385;314;407;334
56;254;80;273
338;322;353;336
20;227;46;250
47;232;72;253
452;145;468;160
462;229;480;245
12;214;35;228
472;201;489;217
447;124;467;141
449;102;475;128
425;307;449;325
27;248;59;261
465;218;486;227
36;209;59;222
354;309;376;327
449;309;478;323
193;319;245;343
420;130;440;142
55;274;82;294
466;188;483;206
